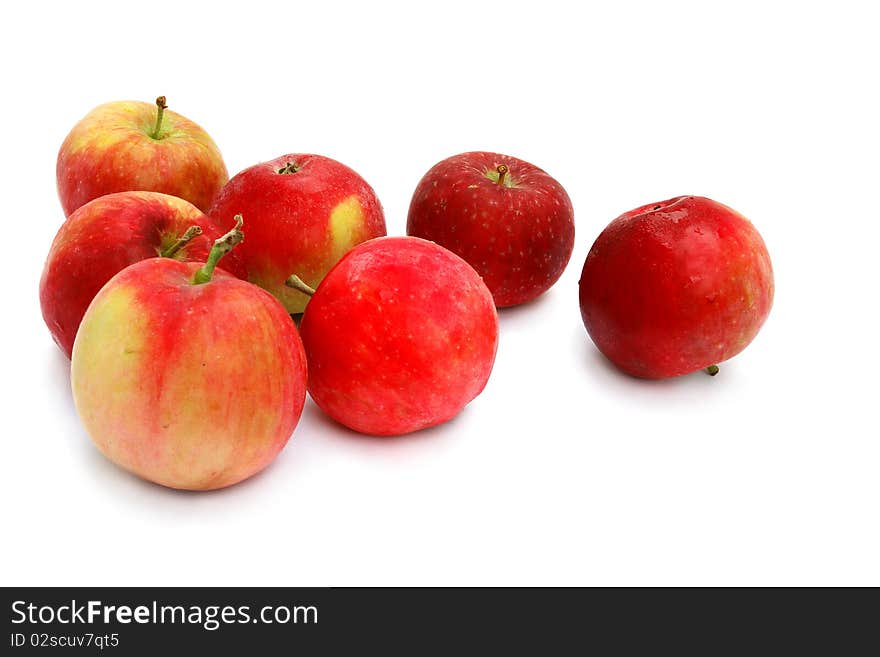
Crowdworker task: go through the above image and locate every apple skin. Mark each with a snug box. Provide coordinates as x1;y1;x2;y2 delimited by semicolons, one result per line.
57;99;228;216
209;154;386;313
578;196;774;379
71;258;307;491
406;151;575;307
299;236;499;436
39;191;246;359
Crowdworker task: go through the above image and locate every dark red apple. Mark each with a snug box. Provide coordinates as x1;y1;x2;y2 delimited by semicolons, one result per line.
294;236;498;436
71;217;307;491
40;191;246;358
406;151;574;307
209;154;386;313
578;196;774;378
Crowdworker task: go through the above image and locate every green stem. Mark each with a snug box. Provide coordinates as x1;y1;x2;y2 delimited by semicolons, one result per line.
705;365;720;376
192;215;244;285
151;96;167;139
496;164;509;186
285;274;316;297
160;225;202;258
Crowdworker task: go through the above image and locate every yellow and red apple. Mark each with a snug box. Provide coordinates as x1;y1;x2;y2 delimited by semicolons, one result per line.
57;97;228;216
209;153;386;313
71;218;307;491
40;191;246;358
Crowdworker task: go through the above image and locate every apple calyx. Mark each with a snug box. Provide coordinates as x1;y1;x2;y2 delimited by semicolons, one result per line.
150;96;168;140
276;161;301;175
705;365;720;376
192;215;244;285
285;274;316;297
160;225;203;259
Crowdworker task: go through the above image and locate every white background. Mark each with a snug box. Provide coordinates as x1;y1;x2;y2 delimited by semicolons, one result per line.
2;1;877;586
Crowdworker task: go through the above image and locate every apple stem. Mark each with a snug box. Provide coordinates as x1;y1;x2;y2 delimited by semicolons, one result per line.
192;215;244;285
160;225;202;259
285;274;316;297
151;96;168;139
277;161;300;175
496;164;509;186
705;365;720;376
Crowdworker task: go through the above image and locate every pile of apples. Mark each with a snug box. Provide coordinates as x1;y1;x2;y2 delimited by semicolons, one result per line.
40;97;774;491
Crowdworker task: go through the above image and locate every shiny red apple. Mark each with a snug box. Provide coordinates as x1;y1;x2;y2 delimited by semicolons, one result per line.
209;154;386;313
57;96;228;216
407;151;575;307
71;218;307;490
40;191;246;358
579;196;774;378
295;236;498;436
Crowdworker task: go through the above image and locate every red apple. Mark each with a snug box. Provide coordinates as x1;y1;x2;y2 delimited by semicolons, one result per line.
406;151;575;307
57;96;228;216
40;191;246;358
71;218;307;490
209;154;386;313
578;196;774;378
294;236;498;436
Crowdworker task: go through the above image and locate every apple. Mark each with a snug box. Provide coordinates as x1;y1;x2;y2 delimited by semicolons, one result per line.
40;191;246;358
406;151;575;307
578;196;774;378
71;217;307;490
209;153;386;313
292;236;498;436
57;96;228;216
